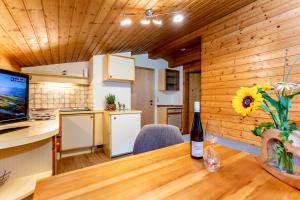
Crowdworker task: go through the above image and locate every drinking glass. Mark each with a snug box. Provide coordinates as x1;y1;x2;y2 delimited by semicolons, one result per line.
203;123;221;172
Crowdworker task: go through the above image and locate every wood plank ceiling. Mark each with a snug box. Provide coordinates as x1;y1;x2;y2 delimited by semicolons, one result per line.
0;0;255;67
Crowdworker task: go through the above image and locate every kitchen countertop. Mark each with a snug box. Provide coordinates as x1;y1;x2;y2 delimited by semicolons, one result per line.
157;105;182;107
59;110;104;115
105;110;142;115
60;110;142;115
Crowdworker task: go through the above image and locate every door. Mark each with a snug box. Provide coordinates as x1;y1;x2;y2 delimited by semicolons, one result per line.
188;73;201;131
61;114;94;150
111;114;141;156
131;67;155;127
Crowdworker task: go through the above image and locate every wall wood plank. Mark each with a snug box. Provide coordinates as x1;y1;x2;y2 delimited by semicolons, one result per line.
151;0;300;146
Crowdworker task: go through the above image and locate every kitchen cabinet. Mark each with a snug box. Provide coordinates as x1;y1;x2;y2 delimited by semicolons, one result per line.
103;111;141;158
157;106;182;131
158;69;180;91
61;114;94;151
103;54;135;82
26;72;89;85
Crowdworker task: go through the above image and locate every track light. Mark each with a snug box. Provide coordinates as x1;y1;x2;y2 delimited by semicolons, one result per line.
153;18;162;25
173;14;184;23
120;18;132;26
140;18;151;25
120;9;184;27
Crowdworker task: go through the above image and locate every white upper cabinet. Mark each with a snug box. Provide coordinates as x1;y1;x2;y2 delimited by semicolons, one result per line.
104;54;135;82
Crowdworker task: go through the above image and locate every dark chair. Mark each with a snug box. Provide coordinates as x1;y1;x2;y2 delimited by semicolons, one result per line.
133;124;184;154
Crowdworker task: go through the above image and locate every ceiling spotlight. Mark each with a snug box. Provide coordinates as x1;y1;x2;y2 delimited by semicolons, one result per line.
153;19;162;25
140;18;151;25
173;14;184;23
120;18;132;26
145;9;154;17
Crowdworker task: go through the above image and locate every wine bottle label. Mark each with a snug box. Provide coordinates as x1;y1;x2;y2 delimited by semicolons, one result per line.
191;141;203;157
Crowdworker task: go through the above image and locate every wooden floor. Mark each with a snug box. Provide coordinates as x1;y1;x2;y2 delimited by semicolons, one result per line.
57;151;110;174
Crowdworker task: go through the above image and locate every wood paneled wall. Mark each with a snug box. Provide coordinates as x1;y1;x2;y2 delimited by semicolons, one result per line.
0;54;20;71
151;0;300;146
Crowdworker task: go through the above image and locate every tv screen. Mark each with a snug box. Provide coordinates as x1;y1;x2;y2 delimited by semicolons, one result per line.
0;69;29;123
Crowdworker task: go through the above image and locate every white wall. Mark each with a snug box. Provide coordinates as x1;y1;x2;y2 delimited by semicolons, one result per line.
89;54;131;110
133;53;183;106
22;61;89;77
132;54;183;123
22;53;183;115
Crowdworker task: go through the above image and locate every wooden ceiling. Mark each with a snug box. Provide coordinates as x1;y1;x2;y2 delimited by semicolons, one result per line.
0;0;256;67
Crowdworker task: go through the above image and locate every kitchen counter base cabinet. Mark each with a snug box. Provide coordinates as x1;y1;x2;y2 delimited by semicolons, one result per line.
157;106;182;131
61;114;94;151
104;112;141;158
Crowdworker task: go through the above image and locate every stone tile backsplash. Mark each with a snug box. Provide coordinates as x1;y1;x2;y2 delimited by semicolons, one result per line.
29;83;88;110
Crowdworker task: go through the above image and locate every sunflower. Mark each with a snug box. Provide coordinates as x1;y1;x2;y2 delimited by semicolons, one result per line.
254;82;274;91
232;87;263;116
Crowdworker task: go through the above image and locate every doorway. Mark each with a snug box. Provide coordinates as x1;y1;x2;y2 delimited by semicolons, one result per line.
188;72;201;131
131;67;155;127
182;62;201;134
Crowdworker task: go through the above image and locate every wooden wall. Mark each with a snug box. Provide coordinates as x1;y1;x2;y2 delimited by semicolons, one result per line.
0;54;20;71
151;0;300;146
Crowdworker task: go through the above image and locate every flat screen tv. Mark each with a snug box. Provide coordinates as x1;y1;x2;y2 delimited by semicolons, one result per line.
0;69;29;123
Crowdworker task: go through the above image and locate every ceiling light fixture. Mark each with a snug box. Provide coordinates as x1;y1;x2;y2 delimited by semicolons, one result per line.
140;18;151;25
120;17;132;26
153;18;162;25
120;8;183;27
173;14;184;23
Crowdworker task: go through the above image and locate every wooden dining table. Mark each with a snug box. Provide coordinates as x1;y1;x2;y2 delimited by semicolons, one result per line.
34;142;300;200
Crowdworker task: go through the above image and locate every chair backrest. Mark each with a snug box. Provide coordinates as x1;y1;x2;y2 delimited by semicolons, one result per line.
133;124;184;154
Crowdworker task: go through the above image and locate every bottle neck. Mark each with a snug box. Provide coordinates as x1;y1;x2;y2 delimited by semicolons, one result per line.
194;112;200;118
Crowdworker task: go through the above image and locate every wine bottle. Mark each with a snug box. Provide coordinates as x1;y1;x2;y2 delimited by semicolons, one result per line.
190;101;204;159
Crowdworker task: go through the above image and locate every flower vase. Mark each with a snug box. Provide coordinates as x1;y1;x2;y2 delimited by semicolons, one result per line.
256;128;300;189
275;145;294;174
105;103;116;111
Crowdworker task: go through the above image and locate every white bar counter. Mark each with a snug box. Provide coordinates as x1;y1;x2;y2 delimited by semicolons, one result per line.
0;118;59;200
0;118;59;149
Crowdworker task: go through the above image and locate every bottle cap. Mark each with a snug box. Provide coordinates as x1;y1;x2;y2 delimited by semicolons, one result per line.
194;101;200;112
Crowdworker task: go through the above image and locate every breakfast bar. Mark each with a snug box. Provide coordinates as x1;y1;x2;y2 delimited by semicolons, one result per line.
34;142;300;199
0;118;59;200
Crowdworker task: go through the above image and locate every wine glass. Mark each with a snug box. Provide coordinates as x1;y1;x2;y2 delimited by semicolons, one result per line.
203;122;221;172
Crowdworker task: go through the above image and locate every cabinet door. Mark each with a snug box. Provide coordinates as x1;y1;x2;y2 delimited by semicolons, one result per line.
111;114;141;156
61;114;94;150
106;55;135;81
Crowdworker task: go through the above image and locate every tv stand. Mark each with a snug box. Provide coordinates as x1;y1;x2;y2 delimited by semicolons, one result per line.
0;125;30;135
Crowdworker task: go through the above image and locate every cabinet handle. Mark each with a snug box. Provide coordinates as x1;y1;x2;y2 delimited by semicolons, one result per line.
114;117;117;120
90;116;94;118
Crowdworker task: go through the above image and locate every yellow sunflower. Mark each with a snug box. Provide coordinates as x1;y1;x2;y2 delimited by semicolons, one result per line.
232;87;263;116
254;82;274;91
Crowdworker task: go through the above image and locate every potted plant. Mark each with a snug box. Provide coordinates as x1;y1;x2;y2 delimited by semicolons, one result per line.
105;94;116;111
232;50;300;177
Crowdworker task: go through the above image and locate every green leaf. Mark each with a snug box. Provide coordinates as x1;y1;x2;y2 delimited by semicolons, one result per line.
288;91;300;99
280;130;290;142
289;123;298;131
258;122;275;129
252;127;262;137
252;122;275;137
279;96;287;109
260;91;279;110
